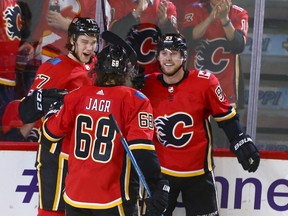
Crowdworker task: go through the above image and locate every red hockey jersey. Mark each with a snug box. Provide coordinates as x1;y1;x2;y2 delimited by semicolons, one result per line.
0;0;21;85
42;85;154;208
181;3;248;105
142;70;236;177
29;55;93;92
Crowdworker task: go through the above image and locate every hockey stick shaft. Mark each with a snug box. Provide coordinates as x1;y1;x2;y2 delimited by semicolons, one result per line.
101;0;107;31
109;114;152;198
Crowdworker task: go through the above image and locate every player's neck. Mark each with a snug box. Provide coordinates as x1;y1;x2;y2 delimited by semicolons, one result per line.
67;52;84;64
163;68;185;85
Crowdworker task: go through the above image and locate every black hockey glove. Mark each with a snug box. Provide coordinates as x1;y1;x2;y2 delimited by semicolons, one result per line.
44;100;63;120
132;65;145;90
19;88;68;123
146;179;170;216
230;134;260;172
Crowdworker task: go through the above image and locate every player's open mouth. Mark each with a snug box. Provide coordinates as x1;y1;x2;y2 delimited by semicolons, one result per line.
164;63;173;66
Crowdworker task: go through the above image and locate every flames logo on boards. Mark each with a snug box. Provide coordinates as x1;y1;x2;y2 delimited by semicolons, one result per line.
126;23;161;65
194;38;231;74
4;5;22;41
154;113;193;148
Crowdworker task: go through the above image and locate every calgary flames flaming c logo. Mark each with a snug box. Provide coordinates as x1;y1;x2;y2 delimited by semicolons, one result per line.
4;5;22;41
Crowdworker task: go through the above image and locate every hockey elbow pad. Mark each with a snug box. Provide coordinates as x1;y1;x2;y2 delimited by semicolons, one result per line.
39;122;62;154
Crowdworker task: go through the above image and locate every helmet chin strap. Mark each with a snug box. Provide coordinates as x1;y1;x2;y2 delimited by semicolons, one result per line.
70;41;83;63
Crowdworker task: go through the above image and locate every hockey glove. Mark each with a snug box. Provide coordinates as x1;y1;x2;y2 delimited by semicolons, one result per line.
19;88;68;123
230;134;260;172
146;179;170;216
44;101;63;120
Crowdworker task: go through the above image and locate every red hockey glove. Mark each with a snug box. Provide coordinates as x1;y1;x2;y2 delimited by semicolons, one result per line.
230;134;260;172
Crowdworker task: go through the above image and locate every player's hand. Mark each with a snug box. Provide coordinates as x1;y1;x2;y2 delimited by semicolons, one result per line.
19;88;68;123
158;0;168;25
146;179;170;216
230;134;260;172
42;88;68;112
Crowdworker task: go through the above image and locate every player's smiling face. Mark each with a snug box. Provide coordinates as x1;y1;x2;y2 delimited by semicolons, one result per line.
74;34;98;63
158;49;183;76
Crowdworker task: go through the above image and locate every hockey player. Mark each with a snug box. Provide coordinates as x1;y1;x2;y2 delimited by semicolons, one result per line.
141;33;260;216
39;31;170;216
2;17;100;216
34;17;100;216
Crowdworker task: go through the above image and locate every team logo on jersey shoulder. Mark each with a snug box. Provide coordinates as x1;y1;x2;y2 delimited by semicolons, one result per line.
135;91;147;99
48;57;62;65
198;70;211;79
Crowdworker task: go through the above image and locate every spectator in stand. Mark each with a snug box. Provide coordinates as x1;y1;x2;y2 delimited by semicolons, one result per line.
125;23;163;75
0;0;34;135
180;0;249;147
109;0;178;76
32;0;110;63
170;0;198;30
109;0;178;39
15;1;35;99
142;33;260;216
181;0;248;107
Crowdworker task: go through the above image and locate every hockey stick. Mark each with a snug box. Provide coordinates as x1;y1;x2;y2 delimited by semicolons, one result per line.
109;114;152;198
101;31;137;67
101;0;107;31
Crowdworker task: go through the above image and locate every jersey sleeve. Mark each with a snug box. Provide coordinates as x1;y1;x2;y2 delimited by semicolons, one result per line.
125;90;154;144
123;90;163;191
181;4;204;30
166;1;177;22
109;0;127;22
231;5;249;39
202;71;237;122
42;90;76;139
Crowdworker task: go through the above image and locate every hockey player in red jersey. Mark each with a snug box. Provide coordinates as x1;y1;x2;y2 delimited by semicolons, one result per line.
180;0;249;148
39;31;170;216
2;17;100;216
33;17;99;216
141;33;260;215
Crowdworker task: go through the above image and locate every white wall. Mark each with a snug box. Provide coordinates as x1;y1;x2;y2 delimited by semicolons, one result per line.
0;150;287;216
